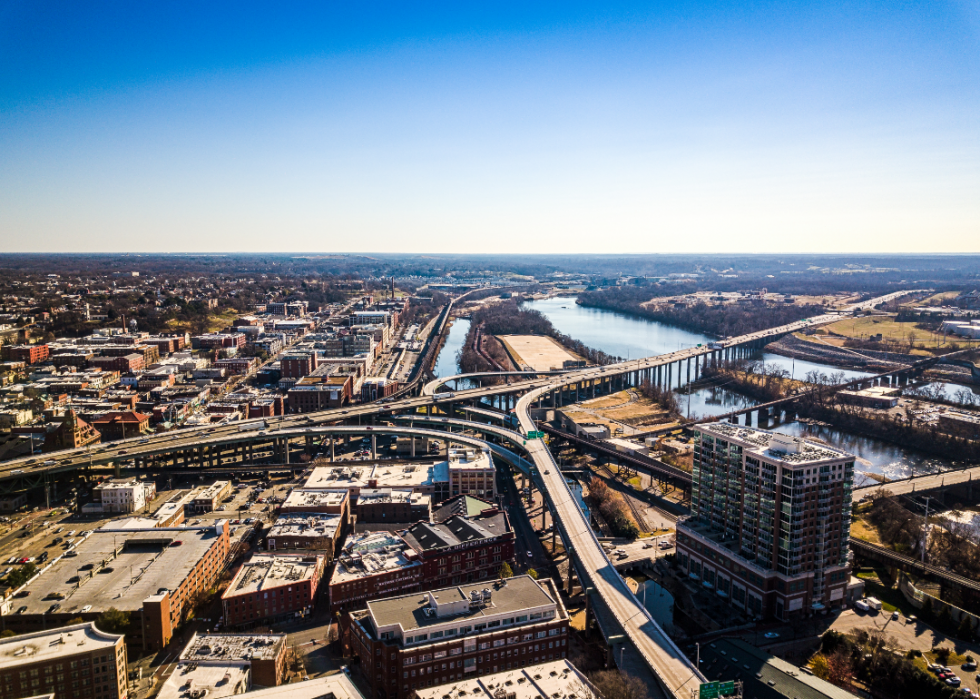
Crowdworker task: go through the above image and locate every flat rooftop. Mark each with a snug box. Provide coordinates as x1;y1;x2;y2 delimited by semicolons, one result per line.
0;623;121;669
366;576;557;634
18;526;225;615
304;463;447;491
402;513;508;552
192;481;230;500
331;533;419;585
357;489;430;507
280;489;347;510
179;632;285;662
157;662;250;699
414;660;593;699
697;422;854;466
239;675;365;699
267;513;341;540
445;447;494;471
224;554;321;598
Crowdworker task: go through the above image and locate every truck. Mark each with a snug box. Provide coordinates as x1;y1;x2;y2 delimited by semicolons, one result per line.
239;421;267;432
707;342;725;350
864;596;883;612
433;392;455;400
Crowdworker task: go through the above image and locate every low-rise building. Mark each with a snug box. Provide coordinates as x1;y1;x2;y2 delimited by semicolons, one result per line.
1;344;50;365
0;622;127;699
89;411;153;440
265;513;344;561
6;522;230;650
222;553;326;629
93;478;157;514
188;481;232;513
414;660;596;699
401;511;515;588
157;631;286;699
279;489;349;516
446;447;496;500
346;576;569;699
328;533;423;614
837;386;901;409
356;489;431;524
303;463;450;504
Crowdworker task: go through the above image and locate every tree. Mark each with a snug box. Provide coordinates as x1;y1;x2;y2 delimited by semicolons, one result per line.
527;569;539;580
934;645;952;665
811;654;830;680
5;563;38;588
499;562;514;579
587;670;649;699
0;630;16;638
96;608;131;635
826;648;854;688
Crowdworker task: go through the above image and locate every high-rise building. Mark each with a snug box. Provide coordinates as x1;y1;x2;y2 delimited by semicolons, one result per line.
675;423;855;620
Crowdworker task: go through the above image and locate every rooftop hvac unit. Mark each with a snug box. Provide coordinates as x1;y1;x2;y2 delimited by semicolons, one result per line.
482;589;492;601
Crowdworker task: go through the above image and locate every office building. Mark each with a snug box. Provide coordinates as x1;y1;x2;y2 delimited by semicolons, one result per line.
0;622;127;699
93;478;157;514
446;448;497;500
355;489;431;524
676;423;854;620
279;489;350;516
346;576;569;699
188;481;232;513
221;553;326;629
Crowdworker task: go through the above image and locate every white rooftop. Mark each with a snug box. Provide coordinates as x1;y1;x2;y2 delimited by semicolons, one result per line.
414;660;592;699
156;662;250;699
267;513;341;540
0;623;121;670
239;675;365;699
304;464;447;491
280;489;348;510
331;533;419;585
223;554;322;598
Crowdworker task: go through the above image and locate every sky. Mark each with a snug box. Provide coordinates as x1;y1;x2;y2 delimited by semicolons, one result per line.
0;1;978;254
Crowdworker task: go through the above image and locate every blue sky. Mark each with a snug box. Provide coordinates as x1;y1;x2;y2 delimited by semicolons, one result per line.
1;1;978;253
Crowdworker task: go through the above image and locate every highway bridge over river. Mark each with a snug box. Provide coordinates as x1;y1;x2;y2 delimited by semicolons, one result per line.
0;292;913;698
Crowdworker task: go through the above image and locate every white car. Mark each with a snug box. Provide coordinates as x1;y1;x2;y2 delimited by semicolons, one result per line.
81;605;92;613
526;551;533;558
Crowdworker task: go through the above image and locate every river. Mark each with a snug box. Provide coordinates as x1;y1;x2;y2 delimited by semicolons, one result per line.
522;296;963;486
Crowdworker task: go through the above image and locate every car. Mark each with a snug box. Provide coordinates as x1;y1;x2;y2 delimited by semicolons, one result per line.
18;557;32;564
763;632;780;639
118;450;127;455
6;556;17;565
964;661;978;671
81;605;92;613
64;550;77;557
891;610;900;621
526;551;533;558
14;590;30;598
948;677;962;687
48;603;61;613
171;540;183;547
55;527;63;533
17;606;27;614
99;567;114;574
43;460;56;466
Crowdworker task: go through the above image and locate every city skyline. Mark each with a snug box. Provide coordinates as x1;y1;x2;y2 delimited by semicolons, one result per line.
1;1;978;253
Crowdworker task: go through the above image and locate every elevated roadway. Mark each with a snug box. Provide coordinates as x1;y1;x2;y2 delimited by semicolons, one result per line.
422;370;571;396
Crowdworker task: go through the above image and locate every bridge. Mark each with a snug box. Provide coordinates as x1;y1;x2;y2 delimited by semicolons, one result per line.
0;292;913;697
422;369;572;396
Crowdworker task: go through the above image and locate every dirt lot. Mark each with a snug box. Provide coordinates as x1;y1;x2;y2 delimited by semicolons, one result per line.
497;334;581;371
824;316;944;351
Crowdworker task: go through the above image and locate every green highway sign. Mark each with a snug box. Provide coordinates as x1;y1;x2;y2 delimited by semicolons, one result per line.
526;431;545;439
699;681;735;699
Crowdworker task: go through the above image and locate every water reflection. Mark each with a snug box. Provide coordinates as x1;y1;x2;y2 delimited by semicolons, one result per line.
638;578;675;634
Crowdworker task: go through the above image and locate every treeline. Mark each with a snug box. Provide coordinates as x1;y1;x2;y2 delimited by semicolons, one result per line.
458;301;619;375
637;380;681;416
814;629;961;698
577;286;824;337
586;477;640;539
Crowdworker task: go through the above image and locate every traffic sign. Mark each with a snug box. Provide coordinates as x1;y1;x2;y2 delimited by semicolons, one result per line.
526;431;545;439
699;681;735;699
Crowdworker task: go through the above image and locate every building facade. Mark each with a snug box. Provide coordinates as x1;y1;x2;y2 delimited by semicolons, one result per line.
346;576;569;699
0;623;127;699
221;553;326;628
675;423;854;620
401;511;515;588
93;478;157;514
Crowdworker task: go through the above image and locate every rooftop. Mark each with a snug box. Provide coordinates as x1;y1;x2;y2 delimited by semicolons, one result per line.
280;489;348;510
235;675;365;699
433;495;495;522
223;553;322;598
304;463;447;491
17;525;227;615
366;576;558;635
156;661;250;699
0;623;121;670
267;513;341;541
357;489;430;507
331;533;419;585
179;632;285;662
402;513;508;553
697;423;853;466
414;660;594;699
192;481;231;501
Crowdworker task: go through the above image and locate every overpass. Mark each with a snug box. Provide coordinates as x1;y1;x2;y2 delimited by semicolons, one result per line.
422;370;572;396
0;291;913;695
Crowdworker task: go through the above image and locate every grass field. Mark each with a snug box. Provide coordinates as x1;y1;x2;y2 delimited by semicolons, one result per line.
826;316;944;349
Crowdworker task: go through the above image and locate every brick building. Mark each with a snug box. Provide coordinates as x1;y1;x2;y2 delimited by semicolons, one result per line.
287;374;353;412
221;553;326;629
401;511;515;588
265;513;345;562
279;489;350;516
89;411;152;441
280;351;318;380
88;354;144;373
328;533;423;614
1;344;49;364
356;489;431;524
346;576;569;699
0;622;127;699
